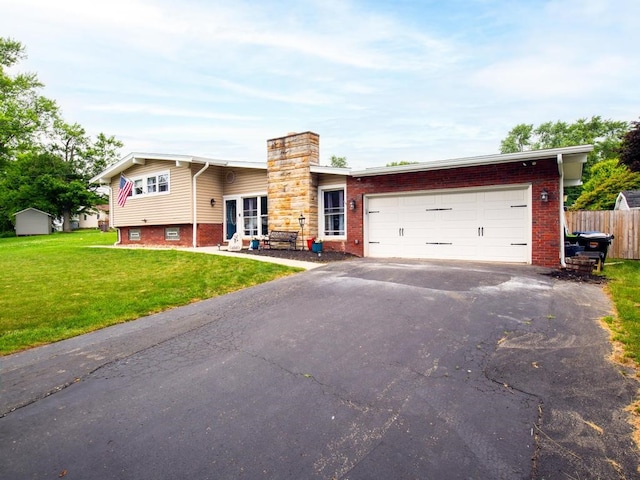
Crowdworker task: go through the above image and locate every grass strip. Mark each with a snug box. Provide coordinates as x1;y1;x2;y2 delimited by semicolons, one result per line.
0;231;301;354
603;260;640;363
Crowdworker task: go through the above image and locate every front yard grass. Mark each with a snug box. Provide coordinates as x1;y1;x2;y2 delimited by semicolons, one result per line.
0;231;301;355
603;260;640;364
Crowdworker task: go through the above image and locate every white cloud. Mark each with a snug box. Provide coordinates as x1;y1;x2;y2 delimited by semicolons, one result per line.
1;0;638;170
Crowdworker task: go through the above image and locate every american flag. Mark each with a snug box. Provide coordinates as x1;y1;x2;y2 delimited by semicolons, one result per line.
117;174;134;207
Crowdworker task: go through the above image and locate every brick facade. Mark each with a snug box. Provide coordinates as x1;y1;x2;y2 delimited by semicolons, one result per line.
341;158;561;267
119;224;223;247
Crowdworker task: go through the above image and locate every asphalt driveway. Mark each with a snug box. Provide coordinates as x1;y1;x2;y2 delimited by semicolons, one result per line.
1;259;638;479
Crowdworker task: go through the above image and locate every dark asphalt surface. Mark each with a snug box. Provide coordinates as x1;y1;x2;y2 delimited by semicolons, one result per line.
1;259;638;479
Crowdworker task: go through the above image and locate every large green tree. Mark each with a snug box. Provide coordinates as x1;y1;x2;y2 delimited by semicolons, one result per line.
0;153;102;228
0;37;122;233
619;119;640;173
500;116;630;204
0;38;58;169
329;155;348;168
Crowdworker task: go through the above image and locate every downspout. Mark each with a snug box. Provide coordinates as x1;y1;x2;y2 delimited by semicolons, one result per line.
106;184;121;245
192;162;211;248
557;154;566;268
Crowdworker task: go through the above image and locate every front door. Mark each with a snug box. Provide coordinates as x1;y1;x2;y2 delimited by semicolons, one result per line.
225;198;238;240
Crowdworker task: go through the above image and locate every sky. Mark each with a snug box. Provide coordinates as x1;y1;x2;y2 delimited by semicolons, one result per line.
1;0;638;170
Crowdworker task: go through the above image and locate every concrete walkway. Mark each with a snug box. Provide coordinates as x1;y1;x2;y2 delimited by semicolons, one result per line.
180;246;324;270
91;244;324;270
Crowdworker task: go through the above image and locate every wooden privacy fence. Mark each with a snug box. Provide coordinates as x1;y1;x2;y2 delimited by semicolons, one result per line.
565;210;640;260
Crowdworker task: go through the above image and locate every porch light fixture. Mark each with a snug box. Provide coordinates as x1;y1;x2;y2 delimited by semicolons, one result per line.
210;198;216;207
298;213;306;250
540;189;549;203
349;199;356;211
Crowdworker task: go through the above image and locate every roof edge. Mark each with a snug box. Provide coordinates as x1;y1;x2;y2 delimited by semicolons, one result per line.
350;145;594;177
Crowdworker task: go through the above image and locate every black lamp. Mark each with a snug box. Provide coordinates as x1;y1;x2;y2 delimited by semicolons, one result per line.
298;213;306;250
540;189;549;203
210;198;216;207
349;199;356;210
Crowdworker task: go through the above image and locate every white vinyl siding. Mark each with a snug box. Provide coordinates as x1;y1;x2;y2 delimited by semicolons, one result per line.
194;165;224;224
223;169;267;196
112;160;192;227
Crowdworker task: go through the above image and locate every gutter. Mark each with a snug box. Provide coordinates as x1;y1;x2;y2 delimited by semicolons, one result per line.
106;185;121;246
557;154;566;268
192;162;210;247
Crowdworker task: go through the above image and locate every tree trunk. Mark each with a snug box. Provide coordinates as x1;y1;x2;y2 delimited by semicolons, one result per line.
62;210;72;232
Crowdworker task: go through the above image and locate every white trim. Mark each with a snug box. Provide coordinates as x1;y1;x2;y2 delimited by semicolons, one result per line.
192;162;210;247
351;145;593;178
318;183;347;240
90;153;264;184
558;154;567;268
223;192;268;240
363;183;532;200
129;170;170;199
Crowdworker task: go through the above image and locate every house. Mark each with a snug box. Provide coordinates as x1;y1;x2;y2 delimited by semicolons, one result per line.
90;131;591;268
75;204;110;229
614;190;640;210
14;208;52;236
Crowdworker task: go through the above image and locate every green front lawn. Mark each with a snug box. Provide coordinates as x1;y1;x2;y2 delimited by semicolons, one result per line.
603;260;640;364
0;231;301;354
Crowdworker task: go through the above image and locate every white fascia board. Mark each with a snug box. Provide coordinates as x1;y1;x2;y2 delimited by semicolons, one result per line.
310;165;351;175
225;160;267;170
350;145;594;177
561;156;587;185
90;153;230;184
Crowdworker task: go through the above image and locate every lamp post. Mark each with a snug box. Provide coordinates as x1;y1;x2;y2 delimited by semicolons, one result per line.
298;213;306;250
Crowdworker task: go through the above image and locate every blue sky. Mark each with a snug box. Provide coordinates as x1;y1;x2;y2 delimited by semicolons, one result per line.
1;0;638;169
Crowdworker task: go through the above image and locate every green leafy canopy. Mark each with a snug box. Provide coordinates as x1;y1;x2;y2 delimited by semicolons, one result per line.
0;37;123;232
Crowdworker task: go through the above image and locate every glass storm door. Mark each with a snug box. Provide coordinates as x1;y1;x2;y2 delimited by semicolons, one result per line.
225;199;237;240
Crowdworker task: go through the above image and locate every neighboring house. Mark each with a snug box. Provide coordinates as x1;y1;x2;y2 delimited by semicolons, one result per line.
14;208;52;236
90;131;591;267
614;190;640;210
75;205;110;229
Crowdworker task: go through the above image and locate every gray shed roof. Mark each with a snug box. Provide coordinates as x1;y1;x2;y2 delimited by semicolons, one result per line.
620;190;640;209
13;207;52;217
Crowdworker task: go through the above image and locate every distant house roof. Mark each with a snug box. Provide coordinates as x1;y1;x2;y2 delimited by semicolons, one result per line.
615;190;640;210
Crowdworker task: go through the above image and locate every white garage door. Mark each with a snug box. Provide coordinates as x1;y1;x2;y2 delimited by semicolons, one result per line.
366;187;530;263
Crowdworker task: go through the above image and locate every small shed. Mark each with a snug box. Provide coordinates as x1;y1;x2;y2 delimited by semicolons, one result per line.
14;208;53;236
614;190;640;210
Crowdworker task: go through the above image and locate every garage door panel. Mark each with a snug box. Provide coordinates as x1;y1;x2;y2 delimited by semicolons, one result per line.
483;206;526;221
366;188;530;263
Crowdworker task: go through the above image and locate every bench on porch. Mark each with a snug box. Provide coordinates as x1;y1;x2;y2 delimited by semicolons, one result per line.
263;230;299;250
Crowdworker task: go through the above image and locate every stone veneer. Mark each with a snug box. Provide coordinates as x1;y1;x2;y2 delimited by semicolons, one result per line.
267;132;319;248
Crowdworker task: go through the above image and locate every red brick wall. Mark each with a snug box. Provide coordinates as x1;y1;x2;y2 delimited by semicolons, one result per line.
118;223;224;247
337;159;561;267
197;223;224;246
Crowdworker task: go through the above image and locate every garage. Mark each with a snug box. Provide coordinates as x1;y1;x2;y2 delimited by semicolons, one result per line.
365;186;531;263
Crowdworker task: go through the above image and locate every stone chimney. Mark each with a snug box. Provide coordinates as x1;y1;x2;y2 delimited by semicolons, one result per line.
267;132;319;245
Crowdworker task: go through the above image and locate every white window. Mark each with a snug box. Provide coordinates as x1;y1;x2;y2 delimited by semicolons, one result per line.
129;229;141;241
243;196;268;237
319;186;346;238
130;171;170;198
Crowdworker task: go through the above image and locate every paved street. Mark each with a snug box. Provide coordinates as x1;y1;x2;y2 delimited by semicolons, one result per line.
1;259;638;479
